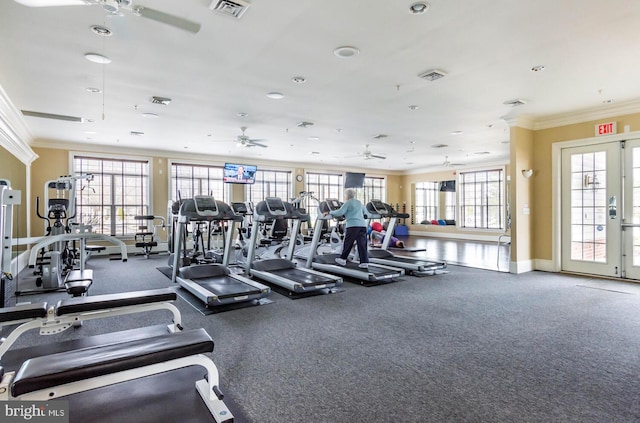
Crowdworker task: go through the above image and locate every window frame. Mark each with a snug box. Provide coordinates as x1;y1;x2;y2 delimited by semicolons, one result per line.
70;151;153;238
458;167;506;230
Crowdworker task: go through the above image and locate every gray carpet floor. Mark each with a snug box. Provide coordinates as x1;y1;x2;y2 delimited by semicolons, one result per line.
3;254;640;423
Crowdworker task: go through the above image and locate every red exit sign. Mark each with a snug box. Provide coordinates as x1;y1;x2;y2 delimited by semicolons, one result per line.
596;121;617;136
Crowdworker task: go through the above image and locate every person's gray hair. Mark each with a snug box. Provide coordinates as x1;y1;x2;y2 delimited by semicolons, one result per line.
344;188;356;199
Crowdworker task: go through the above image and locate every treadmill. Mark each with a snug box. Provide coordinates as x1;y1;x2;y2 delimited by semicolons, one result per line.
246;197;343;294
171;196;270;307
366;199;447;275
305;199;404;283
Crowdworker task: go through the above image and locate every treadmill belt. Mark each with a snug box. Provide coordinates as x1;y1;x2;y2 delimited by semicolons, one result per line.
269;268;336;286
195;275;261;299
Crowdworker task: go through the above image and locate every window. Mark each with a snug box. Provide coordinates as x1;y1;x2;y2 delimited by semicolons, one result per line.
444;191;457;221
305;172;343;223
459;169;504;229
73;155;149;236
358;176;386;205
246;169;292;204
414;182;439;223
170;163;225;202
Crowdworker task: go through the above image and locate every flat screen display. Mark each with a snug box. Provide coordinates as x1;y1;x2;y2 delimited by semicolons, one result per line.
440;180;456;192
223;163;257;184
344;172;365;188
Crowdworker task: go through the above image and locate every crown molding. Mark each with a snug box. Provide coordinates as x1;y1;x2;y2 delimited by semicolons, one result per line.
0;83;38;164
533;98;640;130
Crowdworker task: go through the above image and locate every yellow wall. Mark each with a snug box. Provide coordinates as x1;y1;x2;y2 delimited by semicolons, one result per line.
532;112;640;261
0;144;28;244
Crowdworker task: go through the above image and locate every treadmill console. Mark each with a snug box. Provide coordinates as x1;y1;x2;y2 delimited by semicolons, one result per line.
369;199;389;216
193;195;219;217
264;197;288;217
232;202;248;215
325;198;342;211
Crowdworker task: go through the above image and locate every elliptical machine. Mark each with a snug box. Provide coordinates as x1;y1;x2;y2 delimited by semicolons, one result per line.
33;175;91;290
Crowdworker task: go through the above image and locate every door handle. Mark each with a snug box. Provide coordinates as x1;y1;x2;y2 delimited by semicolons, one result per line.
609;195;617;219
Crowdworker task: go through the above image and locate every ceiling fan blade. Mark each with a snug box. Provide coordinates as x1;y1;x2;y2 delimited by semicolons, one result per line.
133;6;201;33
370;154;386;160
249;138;267;143
250;142;268;148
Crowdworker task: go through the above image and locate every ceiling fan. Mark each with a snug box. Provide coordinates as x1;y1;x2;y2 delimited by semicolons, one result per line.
236;127;268;148
360;144;386;160
13;0;201;34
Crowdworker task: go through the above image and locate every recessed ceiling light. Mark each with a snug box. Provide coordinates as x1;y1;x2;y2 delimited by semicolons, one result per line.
487;124;494;128
409;2;430;14
408;105;419;110
308;136;320;141
333;46;360;59
141;113;159;119
310;151;320;155
410;141;416;144
90;24;112;36
530;65;545;72
291;76;306;84
84;53;111;64
85;87;102;93
237;112;248;117
266;92;284;99
85;119;95;123
336;128;343;132
84;131;96;135
451;131;463;135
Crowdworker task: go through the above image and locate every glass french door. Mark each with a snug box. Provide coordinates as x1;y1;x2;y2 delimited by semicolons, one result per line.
562;139;640;280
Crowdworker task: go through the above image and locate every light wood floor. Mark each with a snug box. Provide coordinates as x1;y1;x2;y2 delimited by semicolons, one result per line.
395;236;511;272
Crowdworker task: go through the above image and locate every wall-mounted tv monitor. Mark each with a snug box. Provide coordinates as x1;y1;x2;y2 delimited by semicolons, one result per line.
223;163;257;184
344;172;365;188
440;180;456;192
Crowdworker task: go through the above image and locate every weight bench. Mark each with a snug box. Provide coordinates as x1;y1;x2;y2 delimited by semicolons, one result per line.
0;328;233;423
0;288;182;359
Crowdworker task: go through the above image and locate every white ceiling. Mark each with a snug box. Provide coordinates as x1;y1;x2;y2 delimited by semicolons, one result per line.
2;0;640;172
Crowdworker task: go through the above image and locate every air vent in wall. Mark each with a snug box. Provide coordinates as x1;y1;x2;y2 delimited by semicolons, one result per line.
503;98;527;107
210;0;251;18
418;69;447;81
21;110;83;122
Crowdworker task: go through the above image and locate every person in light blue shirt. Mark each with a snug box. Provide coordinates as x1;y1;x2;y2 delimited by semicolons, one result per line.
325;188;369;268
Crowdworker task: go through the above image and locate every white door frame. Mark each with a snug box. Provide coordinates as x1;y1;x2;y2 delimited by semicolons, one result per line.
551;130;640;272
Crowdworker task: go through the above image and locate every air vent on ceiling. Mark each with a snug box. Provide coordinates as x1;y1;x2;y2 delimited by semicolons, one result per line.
21;110;83;122
418;69;447;81
503;98;527;107
297;121;314;128
150;96;172;105
210;0;251;18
